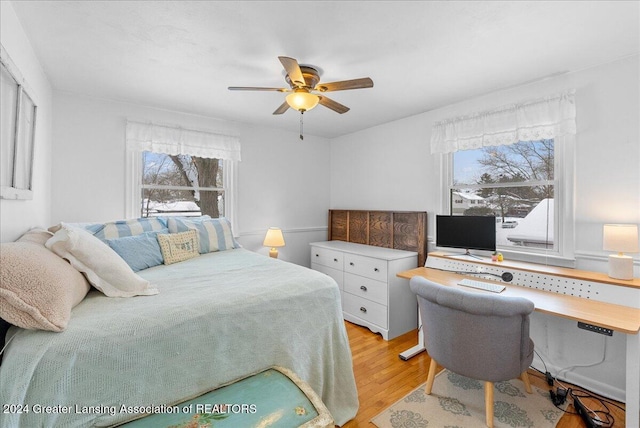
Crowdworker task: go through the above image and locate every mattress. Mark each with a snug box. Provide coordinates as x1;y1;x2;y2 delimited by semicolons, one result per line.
0;249;358;427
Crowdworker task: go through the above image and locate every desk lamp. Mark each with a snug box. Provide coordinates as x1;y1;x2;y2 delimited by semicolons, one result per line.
263;227;285;258
603;224;638;280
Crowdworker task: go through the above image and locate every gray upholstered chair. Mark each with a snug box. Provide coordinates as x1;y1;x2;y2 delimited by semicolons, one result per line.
410;276;535;428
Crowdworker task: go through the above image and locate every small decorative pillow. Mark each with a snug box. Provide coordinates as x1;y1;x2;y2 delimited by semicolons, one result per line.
167;217;240;253
46;223;159;297
157;230;200;265
106;229;167;272
0;231;91;332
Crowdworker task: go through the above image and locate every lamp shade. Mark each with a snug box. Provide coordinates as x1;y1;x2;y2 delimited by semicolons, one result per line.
603;224;639;253
285;91;319;112
263;227;285;247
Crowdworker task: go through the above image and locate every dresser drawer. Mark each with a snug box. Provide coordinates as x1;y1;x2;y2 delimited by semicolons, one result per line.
343;293;388;329
344;254;388;281
311;247;344;270
344;273;387;306
311;262;343;289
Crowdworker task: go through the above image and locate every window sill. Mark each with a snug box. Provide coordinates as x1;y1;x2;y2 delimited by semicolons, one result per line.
497;248;576;268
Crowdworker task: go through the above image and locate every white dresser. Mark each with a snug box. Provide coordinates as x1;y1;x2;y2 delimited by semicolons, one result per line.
310;240;418;340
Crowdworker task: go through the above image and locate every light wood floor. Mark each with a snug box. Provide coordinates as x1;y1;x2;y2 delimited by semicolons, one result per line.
342;321;626;427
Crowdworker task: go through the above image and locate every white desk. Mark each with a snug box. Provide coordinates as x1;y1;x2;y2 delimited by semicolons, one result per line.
398;252;640;428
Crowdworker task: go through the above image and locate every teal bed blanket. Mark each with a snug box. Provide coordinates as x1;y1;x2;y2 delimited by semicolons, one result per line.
0;249;358;427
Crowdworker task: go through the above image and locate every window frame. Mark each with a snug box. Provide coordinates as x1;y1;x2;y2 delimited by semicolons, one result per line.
126;150;238;232
439;135;575;266
1;45;37;200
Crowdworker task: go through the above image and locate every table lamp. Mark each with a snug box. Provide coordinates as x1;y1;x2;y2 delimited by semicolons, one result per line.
263;227;285;258
603;224;638;280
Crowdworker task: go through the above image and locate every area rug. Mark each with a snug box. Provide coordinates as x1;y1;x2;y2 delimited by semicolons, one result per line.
371;370;564;428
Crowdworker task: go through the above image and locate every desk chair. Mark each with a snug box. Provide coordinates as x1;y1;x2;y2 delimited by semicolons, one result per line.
410;276;535;428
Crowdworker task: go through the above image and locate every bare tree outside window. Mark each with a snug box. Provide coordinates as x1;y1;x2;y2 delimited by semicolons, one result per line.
451;139;555;250
141;152;224;218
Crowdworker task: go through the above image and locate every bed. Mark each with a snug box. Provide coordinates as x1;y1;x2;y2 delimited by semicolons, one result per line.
0;235;358;427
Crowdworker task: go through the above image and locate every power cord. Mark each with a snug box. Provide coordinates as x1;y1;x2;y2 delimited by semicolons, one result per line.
570;389;614;428
555;333;608;382
0;330;18;356
530;355;619;427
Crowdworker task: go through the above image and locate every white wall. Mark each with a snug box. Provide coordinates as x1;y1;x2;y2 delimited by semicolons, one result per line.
331;54;640;272
330;55;640;401
51;92;331;267
0;2;52;242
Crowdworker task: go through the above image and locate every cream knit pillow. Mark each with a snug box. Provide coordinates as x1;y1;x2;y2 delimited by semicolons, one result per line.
0;230;91;332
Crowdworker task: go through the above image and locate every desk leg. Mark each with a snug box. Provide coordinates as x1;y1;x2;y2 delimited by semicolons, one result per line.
399;311;426;360
627;332;639;428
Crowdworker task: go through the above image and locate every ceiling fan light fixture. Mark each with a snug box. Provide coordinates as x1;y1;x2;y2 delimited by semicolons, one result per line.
286;90;319;112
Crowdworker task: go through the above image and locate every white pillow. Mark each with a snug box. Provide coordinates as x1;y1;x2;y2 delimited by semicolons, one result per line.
45;223;158;297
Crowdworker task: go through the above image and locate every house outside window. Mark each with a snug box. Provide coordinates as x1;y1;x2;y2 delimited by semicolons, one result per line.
450;139;556;251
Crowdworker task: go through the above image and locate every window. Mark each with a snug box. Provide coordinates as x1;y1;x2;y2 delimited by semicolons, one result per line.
125;121;240;226
1;47;37;200
432;91;575;262
449;140;555;252
140;152;226;218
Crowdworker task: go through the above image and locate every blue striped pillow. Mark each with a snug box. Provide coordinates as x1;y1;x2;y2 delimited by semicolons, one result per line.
167;217;240;253
94;218;167;241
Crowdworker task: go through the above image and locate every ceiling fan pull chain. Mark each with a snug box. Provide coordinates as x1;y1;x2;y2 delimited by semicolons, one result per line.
299;111;304;140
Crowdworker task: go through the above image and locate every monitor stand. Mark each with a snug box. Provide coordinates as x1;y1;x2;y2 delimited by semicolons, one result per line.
443;249;483;260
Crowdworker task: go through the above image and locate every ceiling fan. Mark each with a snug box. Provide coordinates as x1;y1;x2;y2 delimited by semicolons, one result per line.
228;56;374;116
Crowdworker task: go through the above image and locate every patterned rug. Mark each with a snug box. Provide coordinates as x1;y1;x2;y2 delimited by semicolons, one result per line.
371;370;564;428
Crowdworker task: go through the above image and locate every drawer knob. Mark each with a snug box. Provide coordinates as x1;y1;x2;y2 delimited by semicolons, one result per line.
334;258;338;262
360;307;367;313
315;254;319;257
350;262;355;266
360;285;368;292
374;268;379;272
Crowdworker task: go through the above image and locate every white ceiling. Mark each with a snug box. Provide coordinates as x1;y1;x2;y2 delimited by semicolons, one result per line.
10;1;640;139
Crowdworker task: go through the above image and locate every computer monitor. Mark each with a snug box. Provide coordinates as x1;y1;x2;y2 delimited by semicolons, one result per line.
436;215;496;256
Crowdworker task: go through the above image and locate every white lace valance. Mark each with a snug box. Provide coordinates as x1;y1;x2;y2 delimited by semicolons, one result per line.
126;121;241;161
430;91;576;154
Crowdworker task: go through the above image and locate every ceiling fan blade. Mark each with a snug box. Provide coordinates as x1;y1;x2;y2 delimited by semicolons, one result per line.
318;96;350;114
228;86;288;92
273;101;290;115
316;77;374;92
278;56;306;87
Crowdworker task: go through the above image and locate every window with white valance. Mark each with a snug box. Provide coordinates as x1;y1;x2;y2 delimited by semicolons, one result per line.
431;91;576;154
434;91;576;263
125;121;241;231
126;121;241;161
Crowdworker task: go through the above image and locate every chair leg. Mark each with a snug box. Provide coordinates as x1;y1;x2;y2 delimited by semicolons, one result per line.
484;381;494;428
521;371;532;394
425;358;438;395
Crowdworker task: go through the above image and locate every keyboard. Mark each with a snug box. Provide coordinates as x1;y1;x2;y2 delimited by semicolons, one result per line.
458;278;506;293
